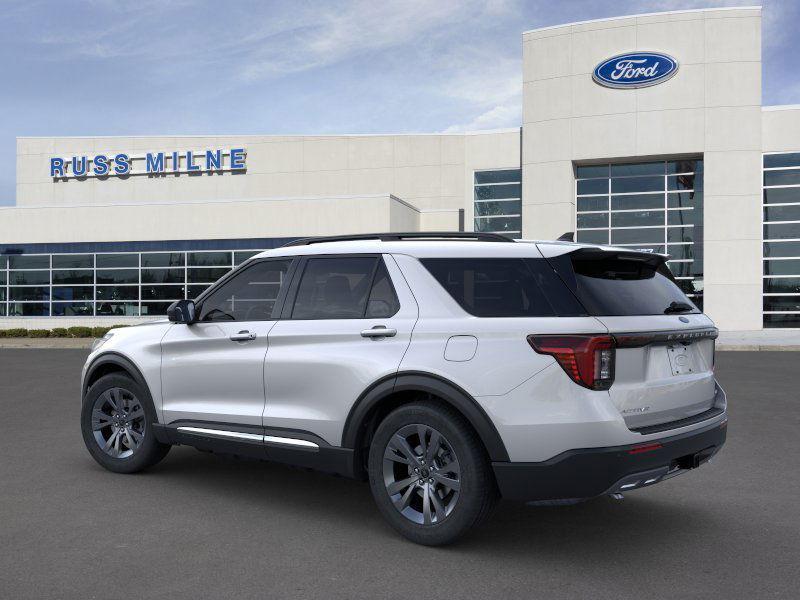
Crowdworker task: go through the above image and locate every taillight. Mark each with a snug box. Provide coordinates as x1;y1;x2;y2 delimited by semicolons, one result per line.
527;334;615;390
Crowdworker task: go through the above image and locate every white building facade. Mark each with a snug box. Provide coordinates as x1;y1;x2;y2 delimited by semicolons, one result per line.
2;6;799;331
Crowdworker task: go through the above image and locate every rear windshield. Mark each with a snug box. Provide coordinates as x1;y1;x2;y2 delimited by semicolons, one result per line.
421;258;585;317
548;250;699;316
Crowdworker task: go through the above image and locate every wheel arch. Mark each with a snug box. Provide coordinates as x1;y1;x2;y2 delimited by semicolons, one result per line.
342;371;510;478
82;352;150;399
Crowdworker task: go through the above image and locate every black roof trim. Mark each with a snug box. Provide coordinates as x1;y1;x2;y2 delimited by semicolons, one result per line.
280;232;515;247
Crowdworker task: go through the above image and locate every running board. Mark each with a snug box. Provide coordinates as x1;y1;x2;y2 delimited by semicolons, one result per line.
153;421;355;478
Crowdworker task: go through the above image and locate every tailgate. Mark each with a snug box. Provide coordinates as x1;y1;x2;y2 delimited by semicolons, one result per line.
540;244;721;430
596;314;718;429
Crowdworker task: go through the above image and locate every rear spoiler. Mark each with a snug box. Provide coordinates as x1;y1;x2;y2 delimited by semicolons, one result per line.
537;243;669;267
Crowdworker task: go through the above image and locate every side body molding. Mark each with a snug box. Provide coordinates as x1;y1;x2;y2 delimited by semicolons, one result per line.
342;371;510;463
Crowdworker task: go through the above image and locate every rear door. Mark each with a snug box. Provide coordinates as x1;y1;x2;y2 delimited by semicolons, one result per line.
542;246;718;430
263;254;418;445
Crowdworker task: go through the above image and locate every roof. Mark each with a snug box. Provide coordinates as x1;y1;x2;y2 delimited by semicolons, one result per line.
251;234;666;260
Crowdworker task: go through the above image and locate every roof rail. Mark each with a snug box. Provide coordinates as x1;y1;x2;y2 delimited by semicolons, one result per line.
281;232;515;247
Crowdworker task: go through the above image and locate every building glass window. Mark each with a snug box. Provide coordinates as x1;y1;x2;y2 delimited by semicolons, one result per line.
0;248;266;319
763;153;800;328
474;169;521;238
575;159;704;309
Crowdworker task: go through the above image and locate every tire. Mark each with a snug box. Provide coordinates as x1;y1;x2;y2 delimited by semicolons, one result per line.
80;373;170;474
367;400;497;546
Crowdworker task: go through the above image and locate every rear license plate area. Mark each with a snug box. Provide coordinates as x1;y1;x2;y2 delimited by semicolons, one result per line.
667;343;694;376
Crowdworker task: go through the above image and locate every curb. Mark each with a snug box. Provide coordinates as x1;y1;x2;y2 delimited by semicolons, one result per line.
0;338;95;349
717;344;800;352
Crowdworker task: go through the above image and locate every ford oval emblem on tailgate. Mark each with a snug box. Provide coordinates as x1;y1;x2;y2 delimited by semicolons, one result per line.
679;316;690;323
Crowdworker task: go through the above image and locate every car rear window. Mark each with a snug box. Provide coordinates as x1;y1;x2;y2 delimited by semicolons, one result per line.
547;250;699;316
421;258;585;317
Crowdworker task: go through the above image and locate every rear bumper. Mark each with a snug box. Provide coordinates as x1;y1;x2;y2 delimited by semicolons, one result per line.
492;416;727;502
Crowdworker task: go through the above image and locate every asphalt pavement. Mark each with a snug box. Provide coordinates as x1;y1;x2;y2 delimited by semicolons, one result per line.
1;349;798;599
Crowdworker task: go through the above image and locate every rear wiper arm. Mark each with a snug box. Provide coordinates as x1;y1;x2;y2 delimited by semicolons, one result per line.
664;301;694;314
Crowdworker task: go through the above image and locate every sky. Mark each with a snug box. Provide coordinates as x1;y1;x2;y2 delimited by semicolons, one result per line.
1;0;798;206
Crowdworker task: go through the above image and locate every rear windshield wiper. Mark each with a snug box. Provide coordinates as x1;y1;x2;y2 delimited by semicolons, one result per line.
664;301;694;314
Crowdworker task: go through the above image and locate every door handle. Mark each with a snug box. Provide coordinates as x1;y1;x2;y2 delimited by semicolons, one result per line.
230;330;256;342
361;326;397;339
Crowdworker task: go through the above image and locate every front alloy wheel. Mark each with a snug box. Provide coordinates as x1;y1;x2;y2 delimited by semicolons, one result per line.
81;373;170;474
90;387;146;459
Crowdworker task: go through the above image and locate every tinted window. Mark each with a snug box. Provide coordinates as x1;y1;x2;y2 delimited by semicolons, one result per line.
199;259;292;322
52;254;93;269
96;254;137;268
549;250;699;316
365;261;400;318
421;258;584;318
291;257;376;319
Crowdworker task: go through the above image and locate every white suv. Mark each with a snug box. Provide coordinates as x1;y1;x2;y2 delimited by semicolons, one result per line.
80;232;727;545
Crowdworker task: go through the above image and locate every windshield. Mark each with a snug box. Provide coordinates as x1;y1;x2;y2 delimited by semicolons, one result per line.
547;250;700;316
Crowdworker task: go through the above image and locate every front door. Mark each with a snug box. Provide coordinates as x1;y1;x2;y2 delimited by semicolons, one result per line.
160;258;295;426
263;254;418;445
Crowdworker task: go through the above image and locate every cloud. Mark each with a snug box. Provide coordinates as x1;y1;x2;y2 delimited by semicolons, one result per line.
442;103;521;133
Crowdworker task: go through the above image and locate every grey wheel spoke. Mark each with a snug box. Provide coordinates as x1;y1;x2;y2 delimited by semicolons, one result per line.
417;425;428;458
113;430;122;455
127;429;144;444
390;435;420;466
103;429;119;451
432;472;460;491
422;486;432;525
126;408;145;422
91;410;113;431
394;484;417;511
438;458;460;476
429;488;446;522
387;475;418;496
384;446;410;465
425;430;441;464
123;430;137;449
109;388;123;412
101;390;116;411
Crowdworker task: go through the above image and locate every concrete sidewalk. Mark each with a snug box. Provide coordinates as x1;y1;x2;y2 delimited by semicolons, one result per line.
1;330;798;350
716;329;800;351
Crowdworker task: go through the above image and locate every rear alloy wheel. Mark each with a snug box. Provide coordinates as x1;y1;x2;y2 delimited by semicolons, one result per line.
368;401;497;546
382;424;461;525
81;373;170;474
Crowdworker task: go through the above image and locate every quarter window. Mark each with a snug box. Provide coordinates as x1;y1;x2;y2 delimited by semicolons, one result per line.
365;261;400;318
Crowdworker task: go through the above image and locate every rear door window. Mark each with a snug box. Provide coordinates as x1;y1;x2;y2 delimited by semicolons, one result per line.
421;258;585;317
290;256;399;320
548;250;699;316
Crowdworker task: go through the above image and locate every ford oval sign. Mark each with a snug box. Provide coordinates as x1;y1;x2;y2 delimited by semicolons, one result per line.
593;52;678;89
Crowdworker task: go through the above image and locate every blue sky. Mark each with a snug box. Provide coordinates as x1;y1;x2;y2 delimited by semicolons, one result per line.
1;0;798;206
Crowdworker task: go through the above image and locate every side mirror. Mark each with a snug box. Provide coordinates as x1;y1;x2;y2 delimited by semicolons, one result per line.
167;299;197;324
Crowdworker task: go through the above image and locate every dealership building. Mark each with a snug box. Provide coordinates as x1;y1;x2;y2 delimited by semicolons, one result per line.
2;5;799;332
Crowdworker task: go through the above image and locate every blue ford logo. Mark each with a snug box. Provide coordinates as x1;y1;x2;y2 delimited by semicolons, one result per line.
593;52;678;89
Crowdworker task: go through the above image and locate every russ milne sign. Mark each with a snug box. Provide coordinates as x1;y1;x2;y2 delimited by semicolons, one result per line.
592;52;678;89
50;148;246;179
